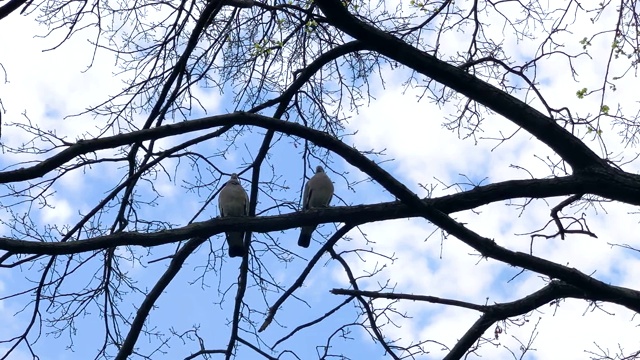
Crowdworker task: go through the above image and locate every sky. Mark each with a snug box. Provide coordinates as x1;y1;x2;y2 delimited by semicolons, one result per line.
1;1;640;359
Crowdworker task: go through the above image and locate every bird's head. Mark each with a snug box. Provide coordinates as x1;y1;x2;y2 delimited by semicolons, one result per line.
228;173;241;185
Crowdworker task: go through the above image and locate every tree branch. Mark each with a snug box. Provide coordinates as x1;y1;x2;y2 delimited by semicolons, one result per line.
115;237;207;360
259;224;355;332
314;0;607;171
4;113;639;204
0;0;28;21
445;280;586;360
0;175;582;256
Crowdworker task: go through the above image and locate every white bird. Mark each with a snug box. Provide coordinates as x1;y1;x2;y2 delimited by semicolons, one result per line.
298;166;334;248
218;173;249;257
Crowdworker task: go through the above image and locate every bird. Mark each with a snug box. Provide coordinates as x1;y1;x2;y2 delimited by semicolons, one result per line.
218;173;249;257
298;166;334;248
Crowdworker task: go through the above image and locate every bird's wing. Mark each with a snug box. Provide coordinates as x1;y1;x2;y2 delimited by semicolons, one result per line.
242;186;249;215
307;172;333;207
219;183;247;217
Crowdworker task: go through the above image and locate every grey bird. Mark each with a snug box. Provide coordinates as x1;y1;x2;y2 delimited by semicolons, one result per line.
298;166;334;248
218;173;249;257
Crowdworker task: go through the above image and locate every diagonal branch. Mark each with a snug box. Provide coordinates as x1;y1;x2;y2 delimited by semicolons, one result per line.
444;280;587;360
329;247;400;359
0;0;28;20
259;224;355;332
114;236;207;360
314;0;607;172
271;295;355;348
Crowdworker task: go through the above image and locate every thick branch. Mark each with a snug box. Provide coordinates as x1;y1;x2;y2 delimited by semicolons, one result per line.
332;281;601;360
0;175;584;256
0;0;28;20
332;280;589;317
3;113;640;207
445;280;587;360
314;0;607;171
4;113;639;204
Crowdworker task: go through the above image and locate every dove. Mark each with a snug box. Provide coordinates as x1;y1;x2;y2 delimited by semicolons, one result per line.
298;166;334;248
218;173;249;257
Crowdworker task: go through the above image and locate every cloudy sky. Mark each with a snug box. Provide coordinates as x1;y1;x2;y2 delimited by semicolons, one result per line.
1;1;639;359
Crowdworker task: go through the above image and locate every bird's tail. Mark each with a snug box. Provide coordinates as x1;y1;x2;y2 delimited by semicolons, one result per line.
226;232;245;257
297;226;316;248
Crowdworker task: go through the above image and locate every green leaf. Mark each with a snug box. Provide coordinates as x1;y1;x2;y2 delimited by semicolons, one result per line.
576;88;588;99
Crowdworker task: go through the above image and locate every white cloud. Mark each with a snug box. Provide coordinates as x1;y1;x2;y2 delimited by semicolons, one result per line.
0;19;122;140
40;197;73;225
334;3;640;357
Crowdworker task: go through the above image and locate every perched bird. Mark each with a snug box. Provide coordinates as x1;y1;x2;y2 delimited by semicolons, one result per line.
298;166;334;248
218;173;249;257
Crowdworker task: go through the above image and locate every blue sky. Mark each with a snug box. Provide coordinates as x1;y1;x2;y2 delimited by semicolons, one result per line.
1;1;640;360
